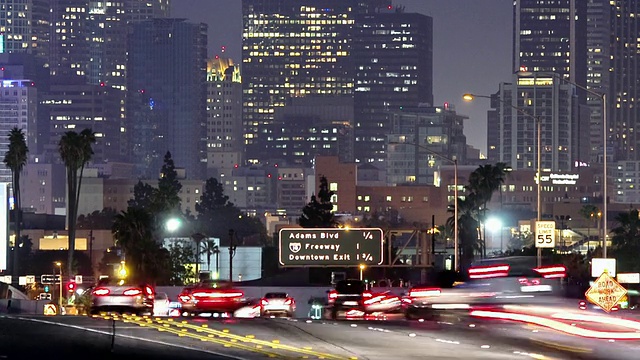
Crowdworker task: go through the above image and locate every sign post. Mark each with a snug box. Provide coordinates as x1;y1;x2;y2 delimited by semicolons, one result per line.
279;228;384;267
585;271;627;312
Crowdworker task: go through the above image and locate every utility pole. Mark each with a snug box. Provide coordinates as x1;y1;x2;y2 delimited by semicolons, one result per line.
228;229;236;283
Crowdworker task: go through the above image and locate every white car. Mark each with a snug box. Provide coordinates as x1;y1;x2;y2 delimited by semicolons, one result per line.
260;292;296;317
153;292;170;316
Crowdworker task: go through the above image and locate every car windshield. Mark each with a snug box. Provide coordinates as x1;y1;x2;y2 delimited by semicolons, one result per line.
265;292;287;299
335;280;365;294
155;293;168;300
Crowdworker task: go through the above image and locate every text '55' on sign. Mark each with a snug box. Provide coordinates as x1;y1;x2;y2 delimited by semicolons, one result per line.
535;220;556;248
279;228;384;267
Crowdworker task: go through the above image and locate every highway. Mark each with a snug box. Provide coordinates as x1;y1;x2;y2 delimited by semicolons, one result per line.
3;310;640;360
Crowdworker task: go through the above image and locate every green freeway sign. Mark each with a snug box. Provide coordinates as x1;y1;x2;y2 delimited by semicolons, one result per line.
278;228;384;267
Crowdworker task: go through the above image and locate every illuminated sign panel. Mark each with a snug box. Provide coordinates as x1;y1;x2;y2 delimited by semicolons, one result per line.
278;228;384;267
0;183;8;270
0;34;4;54
540;173;579;185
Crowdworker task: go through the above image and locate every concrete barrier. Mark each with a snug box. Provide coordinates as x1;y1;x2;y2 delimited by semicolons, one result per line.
0;299;53;314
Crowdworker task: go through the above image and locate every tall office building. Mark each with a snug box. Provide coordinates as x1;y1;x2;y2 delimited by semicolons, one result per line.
42;77;123;165
354;6;433;163
0;80;38;182
489;73;581;173
0;0;50;61
513;0;587;86
206;57;243;179
127;19;208;179
587;1;640;162
241;0;357;163
126;0;171;22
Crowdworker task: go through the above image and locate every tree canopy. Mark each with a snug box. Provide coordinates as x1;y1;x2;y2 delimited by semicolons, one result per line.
299;175;337;228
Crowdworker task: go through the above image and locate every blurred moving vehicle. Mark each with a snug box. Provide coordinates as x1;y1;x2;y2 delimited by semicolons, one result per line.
260;292;296;317
90;277;155;315
177;280;247;317
402;286;442;320
401;257;568;319
326;279;401;319
235;299;262;318
328;279;368;319
153;292;170;316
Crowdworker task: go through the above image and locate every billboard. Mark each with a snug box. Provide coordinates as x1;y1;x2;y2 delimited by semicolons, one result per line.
279;228;384;267
0;183;8;271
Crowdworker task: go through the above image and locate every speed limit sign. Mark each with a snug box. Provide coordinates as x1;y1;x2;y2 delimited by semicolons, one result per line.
535;221;556;248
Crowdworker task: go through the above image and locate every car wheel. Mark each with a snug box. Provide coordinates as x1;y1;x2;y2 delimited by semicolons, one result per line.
405;309;414;320
89;308;100;316
330;308;338;320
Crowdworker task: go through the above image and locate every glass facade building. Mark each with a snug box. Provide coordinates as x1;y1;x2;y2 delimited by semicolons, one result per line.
127;19;208;179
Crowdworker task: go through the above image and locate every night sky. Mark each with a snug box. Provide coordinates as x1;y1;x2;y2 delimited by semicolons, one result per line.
173;0;513;154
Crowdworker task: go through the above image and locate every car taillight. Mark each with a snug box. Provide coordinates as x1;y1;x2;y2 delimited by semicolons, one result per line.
328;290;338;301
409;288;441;297
533;265;566;279
178;294;192;303
261;299;269;306
579;300;587;310
93;288;110;296
123;288;142;296
144;286;154;296
284;298;293;305
363;291;373;298
468;264;510;279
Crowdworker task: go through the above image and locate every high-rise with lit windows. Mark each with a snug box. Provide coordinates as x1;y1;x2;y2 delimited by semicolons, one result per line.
513;0;587;86
241;0;358;163
354;6;433;163
0;0;50;61
206;56;243;179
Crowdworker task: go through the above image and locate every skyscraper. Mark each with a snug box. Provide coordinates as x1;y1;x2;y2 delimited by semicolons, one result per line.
0;0;50;61
127;19;208;179
206;56;243;179
513;0;587;87
242;0;357;163
354;6;433;163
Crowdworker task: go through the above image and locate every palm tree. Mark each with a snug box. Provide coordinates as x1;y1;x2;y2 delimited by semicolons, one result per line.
112;207;155;283
200;240;220;274
3;128;28;276
467;163;509;257
610;209;640;272
58;128;96;278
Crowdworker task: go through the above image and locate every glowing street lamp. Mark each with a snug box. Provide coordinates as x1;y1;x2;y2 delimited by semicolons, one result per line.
359;264;365;281
165;218;181;233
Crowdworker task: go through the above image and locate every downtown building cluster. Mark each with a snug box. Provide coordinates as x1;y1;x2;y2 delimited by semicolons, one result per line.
0;0;639;260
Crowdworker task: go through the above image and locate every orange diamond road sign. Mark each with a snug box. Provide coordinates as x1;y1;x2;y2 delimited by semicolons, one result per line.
585;271;627;312
43;303;57;316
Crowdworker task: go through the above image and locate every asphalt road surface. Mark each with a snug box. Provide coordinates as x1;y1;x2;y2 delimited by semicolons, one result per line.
2;312;640;360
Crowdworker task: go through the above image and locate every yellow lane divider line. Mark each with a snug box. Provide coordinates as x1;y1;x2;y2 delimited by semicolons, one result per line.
107;314;289;359
123;315;356;360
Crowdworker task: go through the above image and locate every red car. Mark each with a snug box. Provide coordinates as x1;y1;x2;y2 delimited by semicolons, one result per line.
177;280;247;316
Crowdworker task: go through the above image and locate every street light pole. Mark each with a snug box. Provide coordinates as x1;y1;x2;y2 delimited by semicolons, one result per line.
388;141;459;272
463;93;542;265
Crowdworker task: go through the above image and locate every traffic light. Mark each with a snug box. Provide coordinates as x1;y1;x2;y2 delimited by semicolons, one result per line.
67;281;77;293
44;285;50;293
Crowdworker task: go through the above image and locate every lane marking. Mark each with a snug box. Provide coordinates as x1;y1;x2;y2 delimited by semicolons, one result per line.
124;315;354;360
6;315;250;360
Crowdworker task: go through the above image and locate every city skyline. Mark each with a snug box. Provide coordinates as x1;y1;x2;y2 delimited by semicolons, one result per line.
173;0;513;155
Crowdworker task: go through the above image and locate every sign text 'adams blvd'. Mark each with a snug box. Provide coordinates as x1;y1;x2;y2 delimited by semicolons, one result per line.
278;228;384;267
